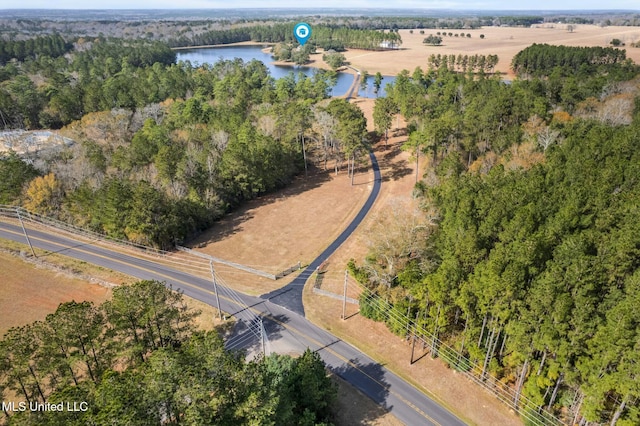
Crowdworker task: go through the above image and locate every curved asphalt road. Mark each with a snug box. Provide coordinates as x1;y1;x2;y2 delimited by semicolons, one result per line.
0;149;465;425
262;150;381;316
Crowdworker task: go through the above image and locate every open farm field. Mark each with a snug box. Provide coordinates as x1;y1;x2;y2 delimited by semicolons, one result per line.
0;245;221;335
0;250;112;336
342;25;640;77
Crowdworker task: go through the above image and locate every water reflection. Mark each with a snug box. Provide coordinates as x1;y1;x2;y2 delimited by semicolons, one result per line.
356;75;396;98
176;45;355;97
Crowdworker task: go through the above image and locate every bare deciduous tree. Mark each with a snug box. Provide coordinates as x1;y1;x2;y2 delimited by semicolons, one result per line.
364;197;434;288
130;103;164;132
597;96;634;126
523;115;562;152
537;127;561;152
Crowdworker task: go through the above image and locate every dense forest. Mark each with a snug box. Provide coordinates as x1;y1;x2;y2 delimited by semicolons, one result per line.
511;44;634;77
0;38;179;129
362;45;640;424
168;23;403;52
0;37;368;248
0;34;72;65
0;280;337;425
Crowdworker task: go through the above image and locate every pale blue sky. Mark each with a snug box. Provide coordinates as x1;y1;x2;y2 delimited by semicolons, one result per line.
1;0;639;10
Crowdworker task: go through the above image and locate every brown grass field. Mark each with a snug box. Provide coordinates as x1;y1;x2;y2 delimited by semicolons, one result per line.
343;25;640;77
0;244;224;335
266;25;640;77
261;24;640;87
188;153;375;293
0;250;113;336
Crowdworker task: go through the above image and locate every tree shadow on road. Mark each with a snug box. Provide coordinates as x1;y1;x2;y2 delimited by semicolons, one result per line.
329;358;394;425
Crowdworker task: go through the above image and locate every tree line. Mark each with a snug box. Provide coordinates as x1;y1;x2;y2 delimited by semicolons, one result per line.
0;280;337;425
427;53;499;74
511;43;633;77
168;23;402;52
364;49;640;424
0;34;72;65
0;37;178;129
434;31;473;37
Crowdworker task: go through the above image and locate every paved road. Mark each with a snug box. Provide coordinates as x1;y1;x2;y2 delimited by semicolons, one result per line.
0;221;465;426
263;150;382;316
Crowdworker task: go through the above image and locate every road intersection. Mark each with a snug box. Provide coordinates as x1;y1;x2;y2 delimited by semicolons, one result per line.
0;149;466;425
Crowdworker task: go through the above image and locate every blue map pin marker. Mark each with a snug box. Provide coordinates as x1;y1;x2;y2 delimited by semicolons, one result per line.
294;22;312;46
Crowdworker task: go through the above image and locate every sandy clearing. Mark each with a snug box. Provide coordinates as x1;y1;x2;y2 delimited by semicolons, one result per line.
188;160;374;293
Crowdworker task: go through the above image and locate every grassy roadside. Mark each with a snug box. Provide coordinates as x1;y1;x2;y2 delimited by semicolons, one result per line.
302;277;523;426
0;237;222;333
302;281;470;424
0;236;133;286
0;217;282;297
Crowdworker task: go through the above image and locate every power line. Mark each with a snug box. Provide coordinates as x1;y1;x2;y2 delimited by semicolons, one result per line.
351;281;562;426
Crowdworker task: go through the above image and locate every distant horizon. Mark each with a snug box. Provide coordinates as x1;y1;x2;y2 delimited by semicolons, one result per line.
1;3;639;12
2;7;640;11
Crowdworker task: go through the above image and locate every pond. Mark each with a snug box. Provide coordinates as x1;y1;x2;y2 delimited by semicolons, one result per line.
176;45;356;97
357;74;396;98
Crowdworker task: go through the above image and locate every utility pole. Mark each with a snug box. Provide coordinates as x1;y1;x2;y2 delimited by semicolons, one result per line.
405;298;414;337
341;269;348;320
260;317;266;357
410;329;417;365
209;260;223;321
17;209;36;258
